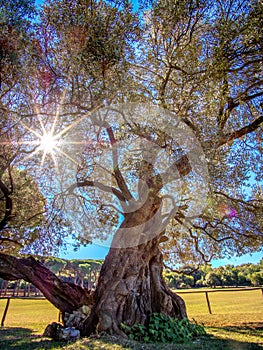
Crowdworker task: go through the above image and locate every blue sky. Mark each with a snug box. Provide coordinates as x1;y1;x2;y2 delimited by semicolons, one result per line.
35;0;139;10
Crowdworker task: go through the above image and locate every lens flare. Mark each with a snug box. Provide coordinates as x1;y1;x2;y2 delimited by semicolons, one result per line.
40;132;58;153
218;203;237;218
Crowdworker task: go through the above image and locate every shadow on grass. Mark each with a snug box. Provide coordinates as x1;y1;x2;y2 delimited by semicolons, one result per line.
206;323;263;350
78;332;263;350
0;327;64;350
222;322;263;336
0;326;262;350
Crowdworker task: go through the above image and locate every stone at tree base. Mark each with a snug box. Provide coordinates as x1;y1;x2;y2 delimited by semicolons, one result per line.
64;305;91;328
59;327;80;341
43;322;80;341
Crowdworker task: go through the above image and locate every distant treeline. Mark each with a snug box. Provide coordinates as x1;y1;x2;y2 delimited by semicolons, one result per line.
163;259;263;288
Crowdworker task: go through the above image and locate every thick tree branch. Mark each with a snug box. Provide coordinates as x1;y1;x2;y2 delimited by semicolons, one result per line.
187;227;213;263
0;237;23;247
105;125;133;201
159;66;172;106
163;263;200;275
68;180;126;202
124;124;192;193
175;217;213;263
89;113;132;202
151;154;192;194
0;253;93;313
217;115;263;147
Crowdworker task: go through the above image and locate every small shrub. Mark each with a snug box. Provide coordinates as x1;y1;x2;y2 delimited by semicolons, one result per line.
121;313;206;343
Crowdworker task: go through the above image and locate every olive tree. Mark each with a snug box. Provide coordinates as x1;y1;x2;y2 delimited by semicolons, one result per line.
0;0;262;338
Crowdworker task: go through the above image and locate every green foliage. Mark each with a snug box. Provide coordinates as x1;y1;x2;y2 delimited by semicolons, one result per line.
204;272;222;288
0;169;46;227
44;257;67;275
121;313;206;343
0;168;47;253
249;272;263;286
0;0;36;80
0;0;36;27
163;261;263;289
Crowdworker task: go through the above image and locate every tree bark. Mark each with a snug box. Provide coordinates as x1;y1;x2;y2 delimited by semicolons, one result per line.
0;253;93;313
81;235;187;336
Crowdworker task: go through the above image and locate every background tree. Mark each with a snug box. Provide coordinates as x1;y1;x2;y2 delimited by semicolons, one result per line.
44;256;67;276
250;272;263;286
205;271;222;288
0;168;46;252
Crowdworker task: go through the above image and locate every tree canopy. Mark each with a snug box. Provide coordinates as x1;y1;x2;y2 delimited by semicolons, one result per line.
0;0;262;262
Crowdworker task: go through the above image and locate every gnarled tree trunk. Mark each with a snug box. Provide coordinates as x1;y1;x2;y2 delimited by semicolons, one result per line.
82;237;186;336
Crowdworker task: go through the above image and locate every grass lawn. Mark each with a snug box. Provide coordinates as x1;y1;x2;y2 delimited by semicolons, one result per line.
177;288;263;318
0;299;59;333
0;289;262;349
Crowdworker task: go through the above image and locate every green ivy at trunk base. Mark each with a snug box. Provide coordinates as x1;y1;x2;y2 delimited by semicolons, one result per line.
120;313;206;343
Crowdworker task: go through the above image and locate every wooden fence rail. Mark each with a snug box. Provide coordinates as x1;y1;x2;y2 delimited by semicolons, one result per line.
176;287;263;315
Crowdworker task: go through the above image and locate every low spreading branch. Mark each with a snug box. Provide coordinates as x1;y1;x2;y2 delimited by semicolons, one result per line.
0;253;93;313
163;263;200;275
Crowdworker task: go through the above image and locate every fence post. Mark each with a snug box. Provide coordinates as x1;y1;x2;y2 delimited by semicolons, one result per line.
205;291;212;314
1;298;10;327
58;311;62;323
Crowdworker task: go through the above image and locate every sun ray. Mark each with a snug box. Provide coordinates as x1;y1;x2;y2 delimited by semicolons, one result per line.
33;102;46;135
50;72;72;137
20;147;43;164
37;114;46;134
40;148;48;167
0;141;39;146
19;120;42;139
15;110;96;172
50;106;59;136
51;151;60;175
56;148;82;166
